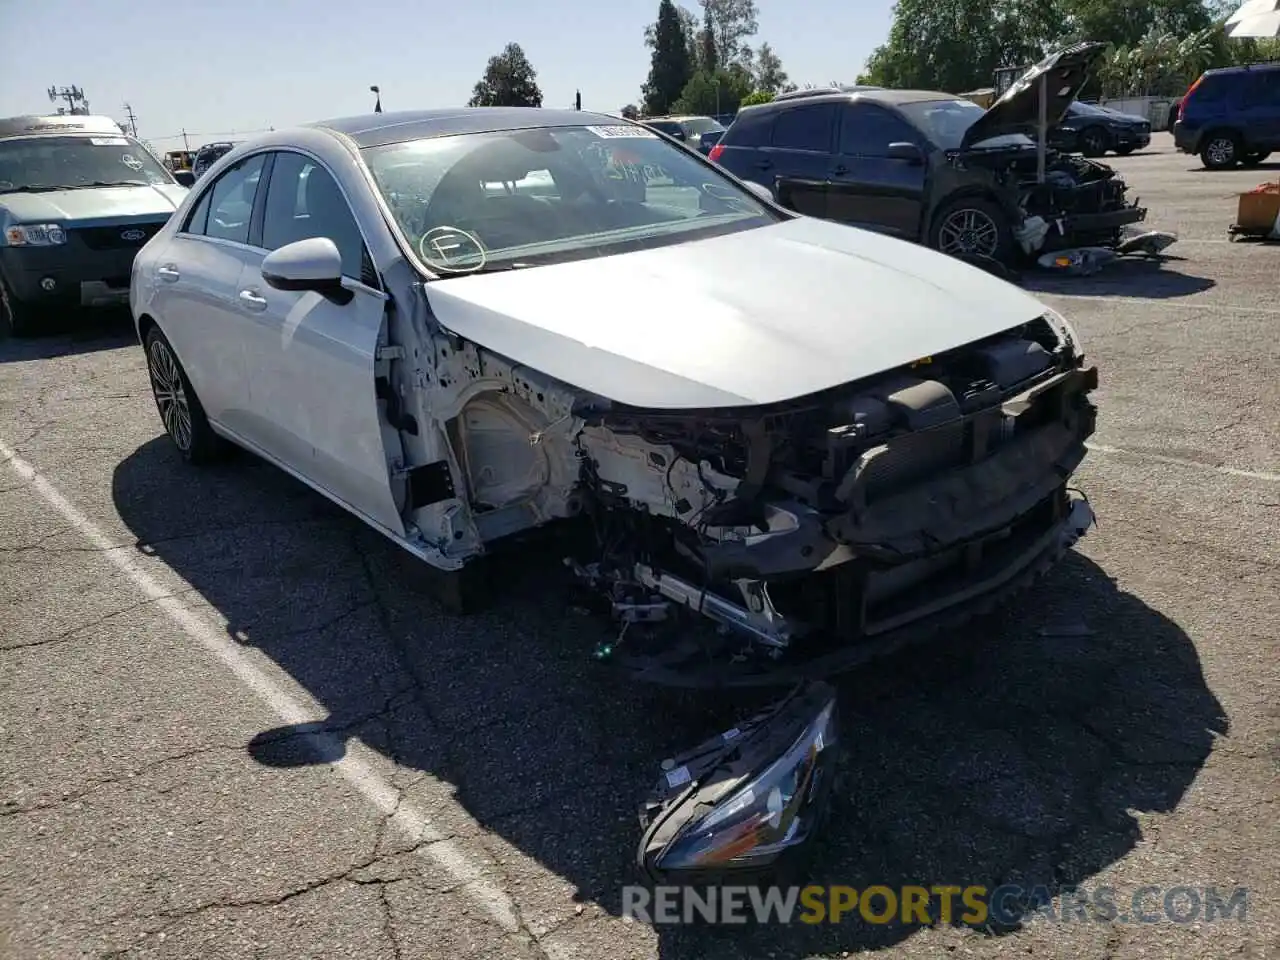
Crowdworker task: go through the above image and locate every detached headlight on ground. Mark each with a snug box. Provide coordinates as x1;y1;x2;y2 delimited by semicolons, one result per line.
637;682;839;884
5;223;67;246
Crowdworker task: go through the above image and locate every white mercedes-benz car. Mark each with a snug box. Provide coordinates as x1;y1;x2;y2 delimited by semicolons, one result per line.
130;107;1097;883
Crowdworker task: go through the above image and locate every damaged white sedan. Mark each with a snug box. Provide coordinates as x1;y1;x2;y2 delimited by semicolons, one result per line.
130;108;1097;882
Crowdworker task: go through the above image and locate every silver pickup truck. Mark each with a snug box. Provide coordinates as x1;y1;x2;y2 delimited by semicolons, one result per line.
0;114;189;336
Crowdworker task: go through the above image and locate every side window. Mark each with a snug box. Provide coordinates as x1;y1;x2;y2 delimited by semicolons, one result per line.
838;104;920;156
723;110;774;147
261;151;366;280
182;188;212;235
1240;71;1280;108
771;105;836;152
204;154;266;245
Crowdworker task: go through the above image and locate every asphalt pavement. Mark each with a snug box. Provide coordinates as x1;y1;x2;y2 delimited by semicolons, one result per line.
1;132;1277;960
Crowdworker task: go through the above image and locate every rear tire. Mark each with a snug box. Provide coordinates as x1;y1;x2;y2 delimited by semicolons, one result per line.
143;325;226;464
929;196;1014;265
1200;133;1240;170
0;275;41;338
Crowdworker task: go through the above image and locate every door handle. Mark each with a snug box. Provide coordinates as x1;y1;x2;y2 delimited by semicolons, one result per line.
832;164;849;176
238;289;268;310
157;265;180;281
755;159;773;170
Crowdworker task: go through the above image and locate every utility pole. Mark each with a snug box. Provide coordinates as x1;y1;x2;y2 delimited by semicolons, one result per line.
47;85;90;115
181;128;190;151
122;103;139;137
575;90;582;111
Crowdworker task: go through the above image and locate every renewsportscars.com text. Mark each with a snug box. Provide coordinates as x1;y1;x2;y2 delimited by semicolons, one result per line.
622;884;1250;926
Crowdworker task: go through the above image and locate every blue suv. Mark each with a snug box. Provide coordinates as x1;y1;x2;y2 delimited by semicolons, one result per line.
1173;62;1280;170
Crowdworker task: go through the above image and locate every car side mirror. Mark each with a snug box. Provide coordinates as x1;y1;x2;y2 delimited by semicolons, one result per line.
172;170;195;187
887;141;924;164
740;180;775;203
261;237;353;305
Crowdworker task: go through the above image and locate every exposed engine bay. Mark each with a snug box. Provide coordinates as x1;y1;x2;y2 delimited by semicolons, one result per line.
414;311;1097;689
957;145;1147;258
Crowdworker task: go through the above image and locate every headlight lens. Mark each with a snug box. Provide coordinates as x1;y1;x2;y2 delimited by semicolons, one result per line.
656;697;837;870
5;223;67;246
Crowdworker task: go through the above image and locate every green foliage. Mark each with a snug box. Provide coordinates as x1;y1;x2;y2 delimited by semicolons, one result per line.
754;42;789;94
740;89;775;106
643;0;695;116
468;43;543;107
672;67;754;115
699;8;719;73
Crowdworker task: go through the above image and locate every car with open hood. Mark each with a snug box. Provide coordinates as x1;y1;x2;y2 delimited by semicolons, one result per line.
709;42;1146;264
0;114;189;336
129;107;1098;882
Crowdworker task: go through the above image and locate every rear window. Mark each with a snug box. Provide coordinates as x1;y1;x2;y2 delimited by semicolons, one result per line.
1190;73;1232;104
680;117;724;137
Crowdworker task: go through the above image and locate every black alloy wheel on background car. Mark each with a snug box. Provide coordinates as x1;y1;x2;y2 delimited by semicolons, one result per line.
1079;126;1111;158
1201;132;1240;170
143;326;226;464
929;197;1013;265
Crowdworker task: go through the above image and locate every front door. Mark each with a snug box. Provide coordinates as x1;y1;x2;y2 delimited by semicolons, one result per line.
235;150;407;536
826;103;928;240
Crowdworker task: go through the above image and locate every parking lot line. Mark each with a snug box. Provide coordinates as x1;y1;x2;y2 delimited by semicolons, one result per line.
1087;442;1280;483
0;436;567;959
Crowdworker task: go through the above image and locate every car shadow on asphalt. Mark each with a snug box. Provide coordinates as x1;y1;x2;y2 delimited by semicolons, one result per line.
1020;258;1216;300
111;439;1228;957
0;308;136;363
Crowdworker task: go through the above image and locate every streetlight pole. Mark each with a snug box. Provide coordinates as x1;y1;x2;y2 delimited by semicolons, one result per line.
370;85;382;113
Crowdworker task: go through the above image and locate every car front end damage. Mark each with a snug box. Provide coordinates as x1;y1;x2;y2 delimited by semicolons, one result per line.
407;299;1098;883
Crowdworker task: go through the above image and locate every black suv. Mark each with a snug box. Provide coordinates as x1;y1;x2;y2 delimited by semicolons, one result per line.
1173;62;1280;169
708;44;1147;265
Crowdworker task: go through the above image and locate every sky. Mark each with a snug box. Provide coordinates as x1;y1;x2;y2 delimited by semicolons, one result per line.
0;0;893;152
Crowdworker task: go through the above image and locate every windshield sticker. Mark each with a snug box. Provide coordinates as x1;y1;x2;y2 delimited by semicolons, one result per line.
418;225;488;273
90;137;129;146
120;154;145;171
585;125;657;139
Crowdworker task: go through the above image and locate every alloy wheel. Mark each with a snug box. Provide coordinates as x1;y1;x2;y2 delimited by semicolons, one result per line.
147;337;194;451
1082;129;1107;156
937;208;1000;259
1206;137;1235;167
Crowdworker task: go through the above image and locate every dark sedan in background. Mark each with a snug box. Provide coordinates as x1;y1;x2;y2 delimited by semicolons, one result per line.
1051;101;1152;157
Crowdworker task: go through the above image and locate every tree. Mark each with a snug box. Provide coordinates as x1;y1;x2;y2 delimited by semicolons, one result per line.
645;4;700;67
740;90;775;106
699;0;759;68
672;67;754;115
699;8;719;73
468;42;543;107
620;104;640;120
753;42;789;94
643;0;694;116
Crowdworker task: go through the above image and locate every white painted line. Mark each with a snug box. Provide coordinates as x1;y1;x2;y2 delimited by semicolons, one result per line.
1087;442;1280;483
0;438;567;956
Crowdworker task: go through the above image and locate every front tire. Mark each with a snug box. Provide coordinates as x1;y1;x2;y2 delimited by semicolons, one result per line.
929;197;1013;265
1200;133;1240;170
1079;126;1110;158
0;275;41;338
143;325;225;464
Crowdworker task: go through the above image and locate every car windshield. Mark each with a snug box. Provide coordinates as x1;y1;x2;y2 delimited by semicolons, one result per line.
1069;101;1108;116
0;134;172;192
362;123;778;276
897;98;1035;151
681;117;725;136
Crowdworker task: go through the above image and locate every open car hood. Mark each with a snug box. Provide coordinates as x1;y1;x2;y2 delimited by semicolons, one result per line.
962;42;1109;151
423;217;1052;411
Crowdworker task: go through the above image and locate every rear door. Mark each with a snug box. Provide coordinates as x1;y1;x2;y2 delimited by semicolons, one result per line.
235;149;407;536
762;102;838;217
148;153;267;434
826;103;928;239
1238;69;1280;151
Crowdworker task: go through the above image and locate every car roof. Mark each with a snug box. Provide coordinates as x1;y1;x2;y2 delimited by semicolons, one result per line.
744;89;961;113
0;114;127;140
1204;61;1280;76
311;108;622;148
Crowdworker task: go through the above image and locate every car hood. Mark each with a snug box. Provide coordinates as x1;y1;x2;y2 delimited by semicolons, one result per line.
423;216;1054;410
0;183;186;225
962;42;1109;151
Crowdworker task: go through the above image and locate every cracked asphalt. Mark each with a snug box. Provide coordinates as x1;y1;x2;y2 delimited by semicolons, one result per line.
1;133;1277;960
